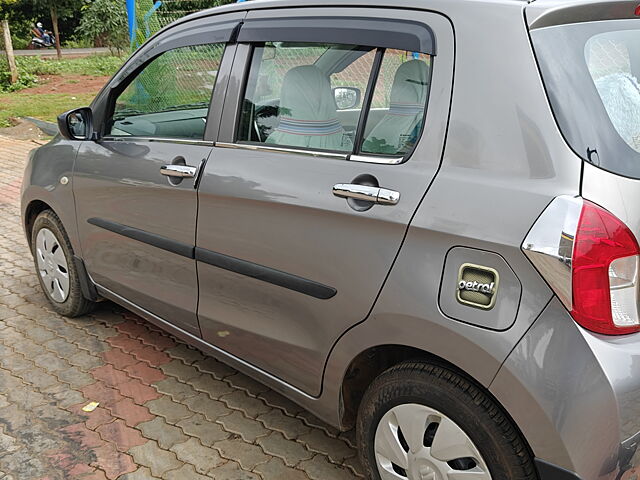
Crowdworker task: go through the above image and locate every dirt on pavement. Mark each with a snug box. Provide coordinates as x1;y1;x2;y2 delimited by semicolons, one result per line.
0;119;50;142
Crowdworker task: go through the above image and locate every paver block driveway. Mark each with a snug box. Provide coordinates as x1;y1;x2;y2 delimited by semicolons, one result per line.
0;136;363;479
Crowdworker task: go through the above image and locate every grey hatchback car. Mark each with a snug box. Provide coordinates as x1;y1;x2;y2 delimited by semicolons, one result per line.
20;0;640;478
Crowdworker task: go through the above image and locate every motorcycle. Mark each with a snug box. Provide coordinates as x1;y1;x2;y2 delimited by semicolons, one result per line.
30;31;56;49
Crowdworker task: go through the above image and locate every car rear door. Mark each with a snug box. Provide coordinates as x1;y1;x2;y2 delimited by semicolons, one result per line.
196;7;454;395
74;13;243;336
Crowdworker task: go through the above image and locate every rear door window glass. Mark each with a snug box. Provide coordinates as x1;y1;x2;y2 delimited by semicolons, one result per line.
108;43;225;139
237;42;376;152
361;50;431;156
236;42;432;160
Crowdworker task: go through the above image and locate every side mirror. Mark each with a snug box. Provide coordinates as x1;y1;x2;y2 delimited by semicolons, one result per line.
333;87;361;110
57;107;95;141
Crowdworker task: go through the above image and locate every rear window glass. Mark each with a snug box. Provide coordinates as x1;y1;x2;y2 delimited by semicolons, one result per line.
531;19;640;178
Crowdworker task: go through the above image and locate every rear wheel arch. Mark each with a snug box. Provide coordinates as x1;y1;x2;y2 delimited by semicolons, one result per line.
340;345;462;430
340;345;539;471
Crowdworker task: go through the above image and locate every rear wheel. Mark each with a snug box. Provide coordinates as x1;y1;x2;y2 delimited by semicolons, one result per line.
32;210;95;317
357;361;538;480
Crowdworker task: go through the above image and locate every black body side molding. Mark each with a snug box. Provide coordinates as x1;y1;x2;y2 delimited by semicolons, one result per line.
195;248;337;300
87;218;194;259
87;218;337;300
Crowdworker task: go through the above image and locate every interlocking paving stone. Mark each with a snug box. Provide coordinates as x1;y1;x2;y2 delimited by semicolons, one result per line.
145;396;193;425
170;437;225;473
216;410;269;443
193;357;236;380
254;457;310;480
128;440;182;477
159;360;201;383
257;431;314;467
118;379;162;404
119;466;161;480
96;419;147;452
137;417;189;450
220;390;271;418
101;349;139;370
207;460;260;480
0;136;360;478
297;429;356;464
89;443;137;479
154;377;198;402
225;373;271;397
108;398;154;427
176;413;229;446
257;390;305;417
257;409;311;440
299;454;359;480
183;393;231;422
164;464;211;480
166;344;206;365
214;438;270;471
187;373;235;398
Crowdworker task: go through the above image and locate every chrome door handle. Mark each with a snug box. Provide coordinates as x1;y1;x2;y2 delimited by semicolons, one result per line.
161;164;197;178
332;183;400;205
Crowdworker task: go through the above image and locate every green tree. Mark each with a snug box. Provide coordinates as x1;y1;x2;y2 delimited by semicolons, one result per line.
76;0;127;54
0;0;19;83
32;0;83;59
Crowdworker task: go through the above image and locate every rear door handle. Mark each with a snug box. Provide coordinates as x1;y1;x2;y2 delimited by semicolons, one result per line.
160;164;197;178
332;183;400;205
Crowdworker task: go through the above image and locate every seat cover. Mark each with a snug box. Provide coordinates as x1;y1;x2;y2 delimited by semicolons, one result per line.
363;59;429;155
267;65;351;151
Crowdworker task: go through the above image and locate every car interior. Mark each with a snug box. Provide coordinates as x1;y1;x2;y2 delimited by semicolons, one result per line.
107;42;431;158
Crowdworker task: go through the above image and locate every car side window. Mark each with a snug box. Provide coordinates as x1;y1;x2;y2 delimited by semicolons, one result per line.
360;51;432;156
237;42;377;153
108;43;225;140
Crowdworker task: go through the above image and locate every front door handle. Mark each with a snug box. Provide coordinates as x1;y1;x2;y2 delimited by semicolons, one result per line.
161;164;197;178
333;183;400;205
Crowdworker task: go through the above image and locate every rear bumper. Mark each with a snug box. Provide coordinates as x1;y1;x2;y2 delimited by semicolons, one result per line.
491;297;640;480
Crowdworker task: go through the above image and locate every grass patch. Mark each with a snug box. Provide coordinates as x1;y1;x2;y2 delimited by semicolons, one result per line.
0;54;126;92
15;54;126;76
0;92;97;128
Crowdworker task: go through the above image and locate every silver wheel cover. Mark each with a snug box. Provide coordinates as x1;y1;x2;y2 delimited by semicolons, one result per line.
374;403;492;480
35;227;70;303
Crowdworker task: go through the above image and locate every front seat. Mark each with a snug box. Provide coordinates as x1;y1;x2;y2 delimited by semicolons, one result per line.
267;65;351;151
362;59;429;155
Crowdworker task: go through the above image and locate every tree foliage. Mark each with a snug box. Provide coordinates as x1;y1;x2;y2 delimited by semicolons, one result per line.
76;0;128;53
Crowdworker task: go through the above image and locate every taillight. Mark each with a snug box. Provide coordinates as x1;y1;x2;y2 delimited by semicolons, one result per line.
571;201;640;334
523;196;640;336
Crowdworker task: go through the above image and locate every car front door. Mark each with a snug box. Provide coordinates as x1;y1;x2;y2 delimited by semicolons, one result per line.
74;14;242;336
196;8;454;395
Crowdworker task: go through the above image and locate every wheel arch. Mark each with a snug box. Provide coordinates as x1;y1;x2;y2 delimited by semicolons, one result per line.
340;344;456;430
24;199;55;248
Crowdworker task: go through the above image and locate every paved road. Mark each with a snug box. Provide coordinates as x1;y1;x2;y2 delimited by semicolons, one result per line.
0;136;363;479
1;47;110;57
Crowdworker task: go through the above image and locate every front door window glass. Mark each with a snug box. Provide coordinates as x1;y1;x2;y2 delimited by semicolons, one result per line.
109;43;225;139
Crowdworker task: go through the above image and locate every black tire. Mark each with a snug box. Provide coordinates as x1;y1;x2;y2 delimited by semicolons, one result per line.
31;210;95;317
357;361;538;480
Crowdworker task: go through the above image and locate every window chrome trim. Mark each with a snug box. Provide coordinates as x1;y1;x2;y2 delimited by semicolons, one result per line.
349;154;405;165
215;142;348;160
101;136;215;147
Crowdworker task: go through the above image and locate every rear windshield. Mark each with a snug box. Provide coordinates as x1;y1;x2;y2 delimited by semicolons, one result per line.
531;19;640;178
